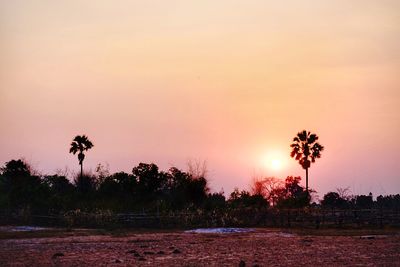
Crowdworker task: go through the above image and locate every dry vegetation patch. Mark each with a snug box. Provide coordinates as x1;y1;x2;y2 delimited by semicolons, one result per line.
0;228;399;266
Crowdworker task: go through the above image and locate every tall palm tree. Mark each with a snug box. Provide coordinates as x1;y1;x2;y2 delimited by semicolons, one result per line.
69;135;94;177
290;130;324;193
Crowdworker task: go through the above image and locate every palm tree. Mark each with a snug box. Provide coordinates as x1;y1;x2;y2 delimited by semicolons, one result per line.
290;130;324;193
69;135;94;177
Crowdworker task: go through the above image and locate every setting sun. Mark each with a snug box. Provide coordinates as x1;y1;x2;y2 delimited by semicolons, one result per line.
271;159;282;171
261;150;287;173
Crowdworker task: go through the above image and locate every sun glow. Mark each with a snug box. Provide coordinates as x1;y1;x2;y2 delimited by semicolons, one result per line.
271;159;282;171
261;150;287;173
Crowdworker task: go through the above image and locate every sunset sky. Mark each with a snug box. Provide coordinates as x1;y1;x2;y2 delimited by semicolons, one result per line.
1;1;399;197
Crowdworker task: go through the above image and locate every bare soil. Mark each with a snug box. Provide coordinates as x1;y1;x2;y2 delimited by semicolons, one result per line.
0;228;399;266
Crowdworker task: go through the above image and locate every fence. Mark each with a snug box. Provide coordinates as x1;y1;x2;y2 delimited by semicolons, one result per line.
1;208;400;229
263;208;400;229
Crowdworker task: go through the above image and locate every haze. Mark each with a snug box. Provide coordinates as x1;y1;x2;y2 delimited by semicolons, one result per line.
1;1;399;196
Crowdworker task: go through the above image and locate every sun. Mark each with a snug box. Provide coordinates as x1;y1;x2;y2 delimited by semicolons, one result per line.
261;150;287;172
271;159;282;171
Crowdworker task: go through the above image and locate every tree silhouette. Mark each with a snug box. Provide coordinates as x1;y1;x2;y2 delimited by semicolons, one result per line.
69;135;94;178
290;130;324;193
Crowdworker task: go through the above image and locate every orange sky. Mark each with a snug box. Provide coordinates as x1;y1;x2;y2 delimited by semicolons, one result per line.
1;1;399;196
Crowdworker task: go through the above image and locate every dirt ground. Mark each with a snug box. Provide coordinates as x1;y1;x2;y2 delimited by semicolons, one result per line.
0;228;399;266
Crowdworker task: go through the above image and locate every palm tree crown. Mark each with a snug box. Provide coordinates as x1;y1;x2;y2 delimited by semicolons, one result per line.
290;130;324;192
69;135;94;177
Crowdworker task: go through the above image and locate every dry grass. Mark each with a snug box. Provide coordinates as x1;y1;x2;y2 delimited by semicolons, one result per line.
0;228;399;266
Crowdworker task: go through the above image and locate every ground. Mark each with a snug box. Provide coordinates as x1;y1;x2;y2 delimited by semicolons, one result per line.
0;228;399;266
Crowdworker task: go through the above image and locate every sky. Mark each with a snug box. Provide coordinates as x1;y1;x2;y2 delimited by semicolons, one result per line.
1;0;399;197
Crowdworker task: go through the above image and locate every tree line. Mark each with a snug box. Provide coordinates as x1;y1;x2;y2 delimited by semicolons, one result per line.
1;158;399;218
1;132;399;220
0;159;210;214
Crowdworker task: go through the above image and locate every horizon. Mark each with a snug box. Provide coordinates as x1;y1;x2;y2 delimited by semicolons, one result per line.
1;1;400;197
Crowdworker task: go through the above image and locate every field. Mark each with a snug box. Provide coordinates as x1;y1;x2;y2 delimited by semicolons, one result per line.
0;228;400;266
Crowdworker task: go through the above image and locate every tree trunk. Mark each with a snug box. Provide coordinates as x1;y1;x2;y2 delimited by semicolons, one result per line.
80;162;83;178
306;167;309;193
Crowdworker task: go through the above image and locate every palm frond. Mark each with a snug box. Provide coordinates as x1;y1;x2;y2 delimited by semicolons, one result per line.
290;130;323;168
298;130;307;141
308;133;317;144
70;135;94;164
69;142;78;154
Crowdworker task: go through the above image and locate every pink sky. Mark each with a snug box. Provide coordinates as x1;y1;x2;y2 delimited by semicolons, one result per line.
1;1;399;197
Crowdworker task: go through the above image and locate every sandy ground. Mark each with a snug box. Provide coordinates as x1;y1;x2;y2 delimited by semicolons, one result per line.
0;229;399;266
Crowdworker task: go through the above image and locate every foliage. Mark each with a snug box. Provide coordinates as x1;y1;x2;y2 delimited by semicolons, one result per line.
274;176;310;208
74;172;98;195
321;192;349;209
290;130;324;192
251;176;283;206
0;159;50;213
204;192;226;210
1;158;400;228
43;175;75;211
228;188;268;208
0;159;213;214
355;193;374;209
290;130;324;169
69;135;94;177
376;194;400;209
251;176;310;208
322;190;387;210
